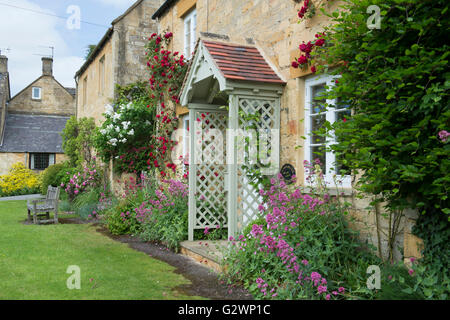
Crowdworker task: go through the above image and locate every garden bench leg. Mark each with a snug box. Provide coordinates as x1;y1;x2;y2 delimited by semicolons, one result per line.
27;209;31;222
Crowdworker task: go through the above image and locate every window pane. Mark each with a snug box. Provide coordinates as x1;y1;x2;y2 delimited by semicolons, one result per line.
185;20;191;56
336;109;351;123
311;114;326;144
311;146;326;174
31;153;50;170
311;84;326;114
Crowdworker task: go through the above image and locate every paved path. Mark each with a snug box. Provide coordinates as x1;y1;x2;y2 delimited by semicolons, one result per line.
0;194;43;201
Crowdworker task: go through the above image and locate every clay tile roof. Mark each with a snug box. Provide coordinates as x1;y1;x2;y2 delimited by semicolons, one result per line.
202;40;285;84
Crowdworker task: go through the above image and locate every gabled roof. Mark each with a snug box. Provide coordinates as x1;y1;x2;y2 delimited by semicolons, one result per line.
9;75;75;102
180;39;285;106
202;41;285;84
0;114;69;153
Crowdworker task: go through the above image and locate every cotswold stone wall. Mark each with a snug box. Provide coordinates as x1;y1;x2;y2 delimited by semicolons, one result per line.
156;0;423;262
0;152;67;175
8;76;75;116
112;0;159;89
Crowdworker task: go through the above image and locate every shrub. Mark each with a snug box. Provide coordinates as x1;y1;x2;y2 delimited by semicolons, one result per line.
61;116;96;167
61;162;103;201
0;163;41;197
222;167;385;300
136;179;189;251
40;162;69;194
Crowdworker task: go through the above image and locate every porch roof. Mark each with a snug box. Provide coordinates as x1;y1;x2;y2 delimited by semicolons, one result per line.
202;40;285;84
180;39;285;106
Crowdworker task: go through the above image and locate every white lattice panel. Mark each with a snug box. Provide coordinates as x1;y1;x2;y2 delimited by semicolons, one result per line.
237;98;277;229
193;111;228;229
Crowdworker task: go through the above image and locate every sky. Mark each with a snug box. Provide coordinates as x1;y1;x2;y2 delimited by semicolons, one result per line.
0;0;140;96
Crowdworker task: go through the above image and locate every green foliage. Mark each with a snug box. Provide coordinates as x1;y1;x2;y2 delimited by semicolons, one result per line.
308;0;449;299
312;0;449;217
40;162;69;194
104;201;137;235
139;201;188;252
93;82;156;174
61;116;96;167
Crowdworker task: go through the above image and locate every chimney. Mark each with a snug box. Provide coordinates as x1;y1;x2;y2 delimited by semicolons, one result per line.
0;55;7;73
42;57;53;76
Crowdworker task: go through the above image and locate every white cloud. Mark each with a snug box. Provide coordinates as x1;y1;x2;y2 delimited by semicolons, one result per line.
0;0;84;95
95;0;138;9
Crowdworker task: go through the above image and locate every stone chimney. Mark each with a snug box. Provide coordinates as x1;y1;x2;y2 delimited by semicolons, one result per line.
0;55;7;73
42;57;53;76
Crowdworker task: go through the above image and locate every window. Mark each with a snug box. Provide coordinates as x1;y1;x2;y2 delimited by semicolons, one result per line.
304;75;351;188
99;55;105;95
30;153;55;170
83;76;88;107
184;9;197;59
32;87;41;100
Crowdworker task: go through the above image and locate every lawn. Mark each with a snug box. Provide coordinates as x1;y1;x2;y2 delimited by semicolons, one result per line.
0;200;201;300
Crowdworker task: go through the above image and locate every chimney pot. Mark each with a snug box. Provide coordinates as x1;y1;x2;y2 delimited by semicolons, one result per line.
42;57;53;76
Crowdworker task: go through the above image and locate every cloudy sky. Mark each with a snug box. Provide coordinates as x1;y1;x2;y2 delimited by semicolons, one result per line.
0;0;140;96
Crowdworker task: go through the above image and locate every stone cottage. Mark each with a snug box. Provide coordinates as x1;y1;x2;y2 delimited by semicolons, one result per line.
151;0;423;263
0;55;75;175
74;0;160;189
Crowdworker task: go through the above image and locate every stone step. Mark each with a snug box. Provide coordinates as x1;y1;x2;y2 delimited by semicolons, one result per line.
180;240;229;273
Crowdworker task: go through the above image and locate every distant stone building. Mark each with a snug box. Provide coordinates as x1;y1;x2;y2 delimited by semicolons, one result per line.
74;0;160;190
0;55;75;175
74;0;160;124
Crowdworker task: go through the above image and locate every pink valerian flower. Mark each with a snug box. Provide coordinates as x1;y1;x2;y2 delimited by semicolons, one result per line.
338;287;345;293
408;269;415;276
204;227;210;235
317;285;327;294
438;130;449;142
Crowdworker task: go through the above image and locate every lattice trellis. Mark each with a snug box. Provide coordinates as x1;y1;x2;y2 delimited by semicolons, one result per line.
236;98;278;230
192;110;228;230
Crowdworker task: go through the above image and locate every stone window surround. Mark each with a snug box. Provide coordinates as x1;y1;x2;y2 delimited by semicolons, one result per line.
304;74;351;189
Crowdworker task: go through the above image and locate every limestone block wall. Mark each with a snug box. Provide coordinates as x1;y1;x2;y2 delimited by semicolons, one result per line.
0;152;27;175
8;76;75;116
76;40;114;125
112;0;160;88
156;0;423;262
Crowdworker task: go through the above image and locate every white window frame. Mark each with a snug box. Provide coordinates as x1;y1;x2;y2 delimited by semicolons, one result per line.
304;74;351;189
184;8;197;59
32;87;41;100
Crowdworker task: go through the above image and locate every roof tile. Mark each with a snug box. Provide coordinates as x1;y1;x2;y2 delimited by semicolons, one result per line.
203;40;285;84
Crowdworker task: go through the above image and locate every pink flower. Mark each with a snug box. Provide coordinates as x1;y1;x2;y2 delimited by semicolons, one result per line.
204;227;210;235
338;287;345;293
408;269;414;276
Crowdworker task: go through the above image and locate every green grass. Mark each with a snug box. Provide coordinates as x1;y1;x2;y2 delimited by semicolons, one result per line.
0;200;202;300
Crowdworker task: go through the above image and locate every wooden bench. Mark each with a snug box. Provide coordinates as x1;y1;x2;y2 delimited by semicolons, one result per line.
27;186;60;224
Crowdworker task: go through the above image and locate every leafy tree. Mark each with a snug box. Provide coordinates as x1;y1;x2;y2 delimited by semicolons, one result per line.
61;116;96;167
